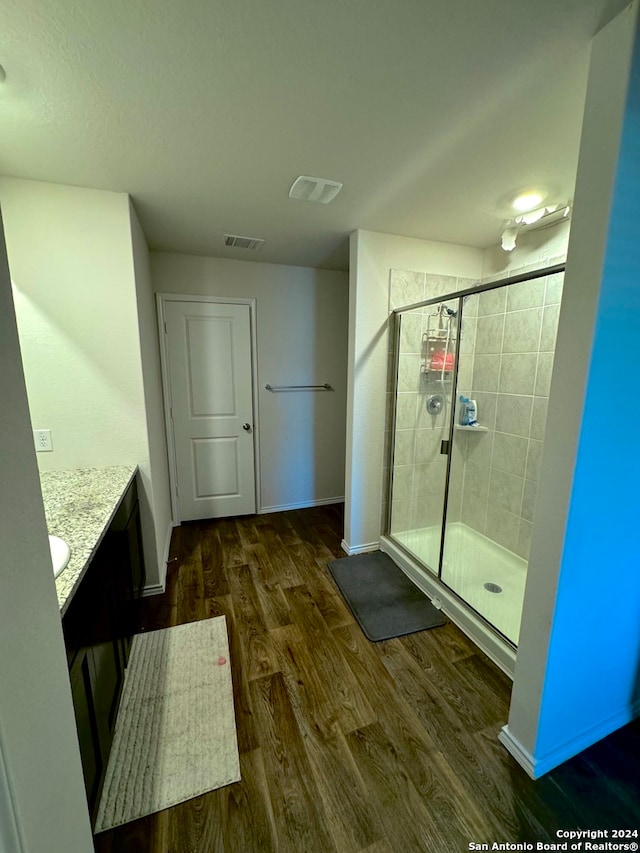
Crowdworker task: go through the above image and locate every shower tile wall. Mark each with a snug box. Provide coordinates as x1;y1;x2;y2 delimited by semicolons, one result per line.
384;270;476;534
457;271;564;558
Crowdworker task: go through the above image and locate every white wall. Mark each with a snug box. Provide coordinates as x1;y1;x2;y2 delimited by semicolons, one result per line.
150;252;349;512
0;177;172;588
503;1;640;776
0;178;148;471
0;211;93;851
344;229;483;553
128;201;173;587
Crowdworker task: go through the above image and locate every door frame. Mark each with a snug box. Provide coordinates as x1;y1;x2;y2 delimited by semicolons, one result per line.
156;293;260;524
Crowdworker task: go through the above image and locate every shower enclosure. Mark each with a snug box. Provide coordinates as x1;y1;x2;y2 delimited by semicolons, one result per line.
382;265;564;673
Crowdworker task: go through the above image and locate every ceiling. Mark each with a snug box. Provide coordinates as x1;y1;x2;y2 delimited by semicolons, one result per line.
0;0;628;271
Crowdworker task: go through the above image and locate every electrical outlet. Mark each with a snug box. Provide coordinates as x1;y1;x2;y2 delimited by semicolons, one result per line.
34;429;53;452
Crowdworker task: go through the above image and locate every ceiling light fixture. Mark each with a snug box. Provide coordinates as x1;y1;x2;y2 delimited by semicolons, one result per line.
289;175;343;204
511;190;548;212
515;206;548;226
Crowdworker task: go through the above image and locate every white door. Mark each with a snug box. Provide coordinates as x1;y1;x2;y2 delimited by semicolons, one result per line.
164;300;256;521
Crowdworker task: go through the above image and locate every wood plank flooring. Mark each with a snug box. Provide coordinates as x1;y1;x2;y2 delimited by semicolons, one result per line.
94;505;640;852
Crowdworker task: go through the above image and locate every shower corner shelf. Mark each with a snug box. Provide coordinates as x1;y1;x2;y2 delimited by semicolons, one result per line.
455;424;489;432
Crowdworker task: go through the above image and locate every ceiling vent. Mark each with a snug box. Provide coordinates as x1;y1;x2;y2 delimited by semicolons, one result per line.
224;234;265;250
289;175;343;204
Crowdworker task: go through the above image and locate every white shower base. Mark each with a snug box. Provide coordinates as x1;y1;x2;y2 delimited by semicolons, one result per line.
393;522;527;646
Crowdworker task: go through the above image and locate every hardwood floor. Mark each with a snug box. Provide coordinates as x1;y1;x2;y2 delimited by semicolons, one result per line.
94;505;640;852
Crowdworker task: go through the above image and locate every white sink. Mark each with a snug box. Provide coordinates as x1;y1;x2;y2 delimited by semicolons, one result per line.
49;535;71;578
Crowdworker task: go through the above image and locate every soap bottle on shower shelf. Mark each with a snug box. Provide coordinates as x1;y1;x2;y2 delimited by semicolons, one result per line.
459;395;470;425
459;395;478;426
466;398;478;426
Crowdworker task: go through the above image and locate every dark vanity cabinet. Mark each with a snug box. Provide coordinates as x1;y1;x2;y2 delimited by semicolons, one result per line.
62;477;145;824
110;476;146;649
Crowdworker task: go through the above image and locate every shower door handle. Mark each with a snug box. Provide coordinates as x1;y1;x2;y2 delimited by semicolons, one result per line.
440;439;450;455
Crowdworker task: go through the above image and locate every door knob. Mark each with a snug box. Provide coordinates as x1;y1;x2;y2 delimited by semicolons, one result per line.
242;423;251;431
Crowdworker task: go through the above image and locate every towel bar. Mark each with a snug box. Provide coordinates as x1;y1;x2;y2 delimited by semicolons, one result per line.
265;383;332;391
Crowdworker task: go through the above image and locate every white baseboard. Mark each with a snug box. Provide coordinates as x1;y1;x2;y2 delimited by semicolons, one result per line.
141;520;174;598
500;698;640;778
498;726;536;778
340;539;380;555
259;496;344;514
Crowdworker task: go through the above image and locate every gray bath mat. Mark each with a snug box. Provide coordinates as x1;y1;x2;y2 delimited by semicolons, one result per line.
328;551;446;641
94;616;240;833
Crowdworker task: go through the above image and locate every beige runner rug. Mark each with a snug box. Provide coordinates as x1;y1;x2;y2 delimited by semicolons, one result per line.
94;616;240;832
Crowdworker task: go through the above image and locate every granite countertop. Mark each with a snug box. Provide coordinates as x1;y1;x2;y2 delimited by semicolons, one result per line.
40;465;138;615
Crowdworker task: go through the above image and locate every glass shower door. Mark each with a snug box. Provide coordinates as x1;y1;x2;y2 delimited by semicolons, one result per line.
439;290;497;620
440;280;544;645
387;268;564;649
389;299;459;574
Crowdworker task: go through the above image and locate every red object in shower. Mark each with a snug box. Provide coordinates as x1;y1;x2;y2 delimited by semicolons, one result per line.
430;350;454;370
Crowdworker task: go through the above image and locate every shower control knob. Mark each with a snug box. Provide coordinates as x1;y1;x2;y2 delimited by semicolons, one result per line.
426;394;444;415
